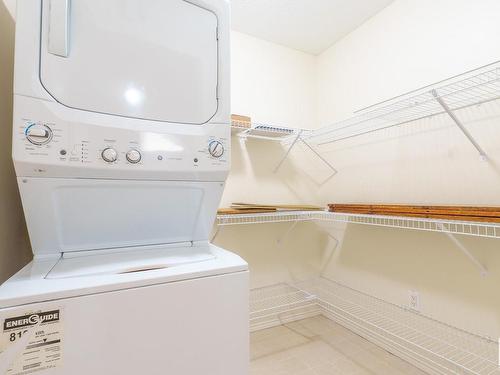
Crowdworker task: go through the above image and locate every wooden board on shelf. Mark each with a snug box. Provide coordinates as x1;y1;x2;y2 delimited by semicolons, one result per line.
328;204;500;223
217;208;277;215
231;114;251;128
231;203;323;211
217;203;324;216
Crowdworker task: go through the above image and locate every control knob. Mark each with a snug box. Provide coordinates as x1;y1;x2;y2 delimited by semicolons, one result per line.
101;147;118;163
126;149;141;164
208;140;224;158
25;123;53;145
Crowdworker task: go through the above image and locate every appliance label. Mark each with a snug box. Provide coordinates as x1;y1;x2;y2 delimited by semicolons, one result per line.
0;309;63;374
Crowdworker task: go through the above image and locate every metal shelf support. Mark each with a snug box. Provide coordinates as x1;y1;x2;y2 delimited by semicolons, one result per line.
273;130;338;176
277;221;298;246
273;131;303;173
438;224;488;277
211;225;224;242
431;89;488;160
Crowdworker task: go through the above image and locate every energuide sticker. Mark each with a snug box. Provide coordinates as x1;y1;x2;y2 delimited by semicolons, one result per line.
0;309;63;374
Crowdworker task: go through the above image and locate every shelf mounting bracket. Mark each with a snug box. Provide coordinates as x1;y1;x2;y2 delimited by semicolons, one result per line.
274;131;303;173
274;130;338;175
211;225;224;242
277;221;299;246
438;224;488;277
320;233;339;275
431;89;487;160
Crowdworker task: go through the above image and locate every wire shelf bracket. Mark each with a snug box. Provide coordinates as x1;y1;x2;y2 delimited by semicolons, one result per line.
438;223;489;277
431;89;488;160
276;221;299;246
273;130;338;176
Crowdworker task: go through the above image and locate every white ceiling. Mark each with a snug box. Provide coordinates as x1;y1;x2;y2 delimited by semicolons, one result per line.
231;0;394;55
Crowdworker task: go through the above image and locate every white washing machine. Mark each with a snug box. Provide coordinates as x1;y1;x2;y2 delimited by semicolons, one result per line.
0;1;249;374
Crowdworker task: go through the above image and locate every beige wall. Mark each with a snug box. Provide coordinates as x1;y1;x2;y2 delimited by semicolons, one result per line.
218;31;327;291
315;0;500;338
222;31;321;207
218;0;500;338
0;0;31;284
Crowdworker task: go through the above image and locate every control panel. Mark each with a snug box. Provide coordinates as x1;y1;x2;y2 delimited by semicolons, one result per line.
14;115;229;179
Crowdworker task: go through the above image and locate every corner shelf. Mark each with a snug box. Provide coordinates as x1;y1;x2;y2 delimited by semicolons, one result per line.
232;122;337;175
305;61;500;158
216;211;500;239
232;122;306;142
250;280;499;375
250;283;319;332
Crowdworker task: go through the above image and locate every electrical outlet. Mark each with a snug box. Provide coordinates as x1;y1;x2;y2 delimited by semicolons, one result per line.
409;290;420;311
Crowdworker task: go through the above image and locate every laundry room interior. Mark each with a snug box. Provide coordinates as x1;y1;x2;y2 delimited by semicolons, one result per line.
1;1;500;374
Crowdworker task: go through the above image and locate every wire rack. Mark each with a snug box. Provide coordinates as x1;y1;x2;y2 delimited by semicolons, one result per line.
250;280;500;375
250;283;319;332
216;211;500;239
297;278;500;375
217;211;317;226
232;121;312;142
305;62;500;147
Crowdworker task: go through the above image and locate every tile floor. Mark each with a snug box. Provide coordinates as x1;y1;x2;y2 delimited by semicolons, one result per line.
250;316;427;375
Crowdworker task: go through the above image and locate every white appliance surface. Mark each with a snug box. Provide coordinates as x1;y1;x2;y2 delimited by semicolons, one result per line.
12;0;232;258
0;245;249;375
18;178;224;255
3;0;247;374
41;0;219;125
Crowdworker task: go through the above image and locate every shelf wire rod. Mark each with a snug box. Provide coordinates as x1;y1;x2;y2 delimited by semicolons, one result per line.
438;224;488;277
273;130;303;173
299;137;338;175
252;290;307;304
438;75;500;103
319;232;339;276
356;67;499;117
315;114;439;146
318;278;498;346
318;300;480;374
311;83;500;146
311;285;495;367
310;93;443;141
432;89;488;160
276;221;298;246
319;310;452;375
210;224;223;242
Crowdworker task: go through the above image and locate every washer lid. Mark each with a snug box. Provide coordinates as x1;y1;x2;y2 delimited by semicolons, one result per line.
46;245;216;279
40;0;219;124
0;245;248;309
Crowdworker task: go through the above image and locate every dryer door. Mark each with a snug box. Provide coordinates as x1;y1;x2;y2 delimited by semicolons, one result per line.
39;0;219;125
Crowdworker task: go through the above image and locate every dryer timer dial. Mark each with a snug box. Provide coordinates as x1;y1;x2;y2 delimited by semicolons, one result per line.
25;123;53;145
208;141;224;158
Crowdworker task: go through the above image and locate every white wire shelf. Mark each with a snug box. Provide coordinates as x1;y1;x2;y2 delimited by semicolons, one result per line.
251;280;499;375
250;283;319;332
216;211;500;239
305;61;500;154
233;121;310;142
299;278;500;375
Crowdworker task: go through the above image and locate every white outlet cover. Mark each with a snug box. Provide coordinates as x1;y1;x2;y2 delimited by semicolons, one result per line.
409;290;420;311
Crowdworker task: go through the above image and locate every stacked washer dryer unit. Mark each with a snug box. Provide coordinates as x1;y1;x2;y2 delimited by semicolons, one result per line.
0;1;248;374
